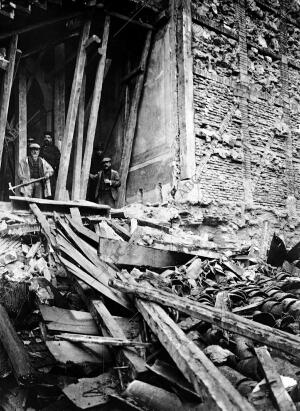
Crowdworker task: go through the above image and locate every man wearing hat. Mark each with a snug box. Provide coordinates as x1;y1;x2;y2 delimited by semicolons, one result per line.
89;157;120;208
40;132;61;198
18;143;54;198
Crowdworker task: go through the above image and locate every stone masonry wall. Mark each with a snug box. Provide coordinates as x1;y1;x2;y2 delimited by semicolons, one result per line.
176;0;300;253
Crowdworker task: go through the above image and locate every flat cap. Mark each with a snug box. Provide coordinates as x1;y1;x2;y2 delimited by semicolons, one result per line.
29;143;40;149
102;157;111;162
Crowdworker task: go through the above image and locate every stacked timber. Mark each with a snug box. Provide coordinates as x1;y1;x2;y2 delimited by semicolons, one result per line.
1;204;300;409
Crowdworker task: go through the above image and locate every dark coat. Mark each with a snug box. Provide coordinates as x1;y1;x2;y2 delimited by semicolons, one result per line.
95;169;120;201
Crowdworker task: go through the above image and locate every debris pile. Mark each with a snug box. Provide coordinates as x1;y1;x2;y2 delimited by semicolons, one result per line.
0;202;300;410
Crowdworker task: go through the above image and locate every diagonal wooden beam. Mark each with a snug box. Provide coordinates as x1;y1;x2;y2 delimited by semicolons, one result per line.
55;20;91;200
117;30;152;208
0;34;18;170
72;74;85;200
80;15;110;200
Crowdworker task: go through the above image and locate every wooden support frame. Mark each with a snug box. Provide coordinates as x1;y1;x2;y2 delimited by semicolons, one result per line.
55;20;91;200
0;34;18;170
176;0;195;180
80;15;110;200
117;30;152;208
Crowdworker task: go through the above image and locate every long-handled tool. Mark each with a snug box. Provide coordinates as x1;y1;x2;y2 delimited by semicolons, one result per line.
9;176;47;195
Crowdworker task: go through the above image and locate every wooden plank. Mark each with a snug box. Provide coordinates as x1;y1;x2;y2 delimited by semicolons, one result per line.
117;30;152;207
72;73;85;200
55;20;91;200
99;237;185;267
80;16;110;199
131;290;254;409
29;203;56;245
69;207;82;225
0;34;18;169
16;66;27;186
106;219;131;240
110;279;300;362
46;340;110;365
57;333;151;348
0;304;34;383
255;346;296;411
66;215;99;243
177;0;195;179
73;280;147;378
39;305;98;335
56;234;131;310
0;11;84;41
10;196;110;213
54;43;65;151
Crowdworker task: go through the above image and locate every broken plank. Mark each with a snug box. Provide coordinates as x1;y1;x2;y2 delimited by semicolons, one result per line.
55;20;91;200
73;279;147;378
29;203;56;245
69;207;82;225
117;30;152;207
255;346;296;411
99;237;186;267
106;219;131;240
0;304;34;383
0;34;18;169
39;305;98;335
26;241;41;259
133;291;255;410
46;340;111;365
80;15;110;199
58;244;131;311
56;333;151;348
10;196;110;215
66;215;99;243
110;279;300;362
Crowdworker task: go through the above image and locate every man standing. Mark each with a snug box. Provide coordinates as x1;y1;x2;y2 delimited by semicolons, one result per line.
40;132;60;198
18;143;53;198
90;157;120;208
87;145;104;201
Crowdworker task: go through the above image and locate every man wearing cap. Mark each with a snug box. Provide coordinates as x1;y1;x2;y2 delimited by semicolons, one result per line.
87;145;104;201
89;157;120;208
40;132;60;198
18;143;54;198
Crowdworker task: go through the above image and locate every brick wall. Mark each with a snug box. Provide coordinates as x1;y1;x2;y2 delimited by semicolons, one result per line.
177;0;300;250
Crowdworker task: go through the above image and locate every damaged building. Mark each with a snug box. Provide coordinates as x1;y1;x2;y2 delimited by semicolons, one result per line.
1;0;300;410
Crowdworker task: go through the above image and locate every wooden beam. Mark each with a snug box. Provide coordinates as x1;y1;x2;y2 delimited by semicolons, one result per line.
72;74;85;200
56;333;151;348
29;203;56;246
16;67;27;186
80;16;110;199
98;237;186;268
110;279;300;362
0;304;34;383
105;9;154;31
255;346;296;411
0;34;18;170
116;275;254;410
55;20;91;200
0;11;84;41
117;30;152;207
177;0;195;179
73;280;147;378
53;43;65;150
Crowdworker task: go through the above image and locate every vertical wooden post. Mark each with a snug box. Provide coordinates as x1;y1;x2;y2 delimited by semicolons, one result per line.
176;0;195;180
80;16;110;199
72;74;85;200
54;44;65;150
16;66;27;185
117;30;152;208
55;21;91;200
0;34;18;170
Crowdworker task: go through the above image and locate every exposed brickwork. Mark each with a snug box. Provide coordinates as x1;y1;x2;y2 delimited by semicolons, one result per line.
179;0;300;249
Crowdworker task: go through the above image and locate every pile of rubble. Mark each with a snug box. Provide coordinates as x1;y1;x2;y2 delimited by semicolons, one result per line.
0;202;300;410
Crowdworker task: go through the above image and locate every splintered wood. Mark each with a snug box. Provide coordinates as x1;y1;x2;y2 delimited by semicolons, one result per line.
3;201;300;410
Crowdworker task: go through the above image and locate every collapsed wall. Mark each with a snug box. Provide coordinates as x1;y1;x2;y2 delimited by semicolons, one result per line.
176;0;300;254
